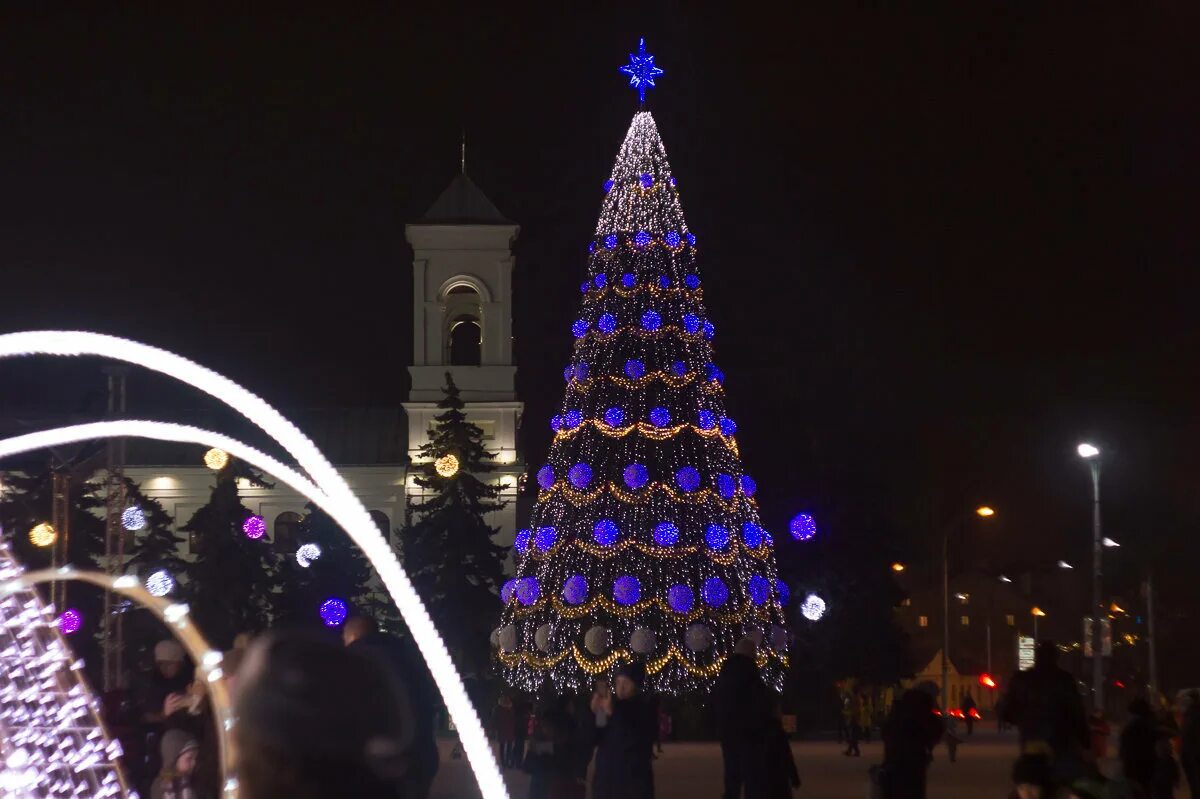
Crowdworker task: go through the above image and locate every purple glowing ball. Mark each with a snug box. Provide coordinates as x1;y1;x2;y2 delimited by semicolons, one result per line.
243;515;266;540
319;598;348;627
57;608;83;635
563;575;588;605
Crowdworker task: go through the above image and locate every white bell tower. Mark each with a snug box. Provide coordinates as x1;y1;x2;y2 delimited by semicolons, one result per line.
402;171;523;540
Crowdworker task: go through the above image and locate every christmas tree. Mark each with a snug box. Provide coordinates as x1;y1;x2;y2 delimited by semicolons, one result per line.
401;373;509;678
497;42;788;694
121;477;188;593
180;459;280;648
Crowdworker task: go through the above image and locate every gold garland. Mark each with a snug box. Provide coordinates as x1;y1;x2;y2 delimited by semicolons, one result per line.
582;283;702;301
552;420;739;456
569;371;725;395
499;643;789;680
538;480;756;511
577;324;706;345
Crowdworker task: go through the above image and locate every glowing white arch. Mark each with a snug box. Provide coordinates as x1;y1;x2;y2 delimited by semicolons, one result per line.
0;331;508;799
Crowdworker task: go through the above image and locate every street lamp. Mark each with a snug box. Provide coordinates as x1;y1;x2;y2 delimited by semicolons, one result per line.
999;575;1013;583
1077;442;1105;712
1057;560;1074;570
942;505;996;708
1102;537;1120;548
975;506;996;518
1032;606;1046;638
891;562;906;573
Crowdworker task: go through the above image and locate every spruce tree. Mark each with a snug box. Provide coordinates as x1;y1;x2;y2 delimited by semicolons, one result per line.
121;477;188;589
181;459;280;648
401;373;508;677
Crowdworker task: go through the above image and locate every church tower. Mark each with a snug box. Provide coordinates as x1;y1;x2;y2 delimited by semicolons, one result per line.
402;171;523;541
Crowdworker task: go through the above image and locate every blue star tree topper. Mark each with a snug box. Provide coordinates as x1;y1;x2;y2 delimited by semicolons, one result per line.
619;37;665;103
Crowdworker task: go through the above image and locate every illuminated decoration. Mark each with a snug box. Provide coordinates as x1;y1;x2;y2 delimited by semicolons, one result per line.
580;280;590;293
704;321;715;340
564;410;583;429
572;319;589;338
563;575;588;605
203;447;229;470
435;453;460;478
146;569;175;597
535;526;558;552
498;624;518;653
496;106;788;695
789;513;817;542
121;505;147;531
28;522;56;548
537;465;555;490
594;274;608;289
550;415;564;432
618;37;665;103
516;577;540;606
775;580;790;606
604;179;614;193
319;597;348;627
979;673;998;689
500;579;517;604
295;542;322;568
57;608;83;635
800;594;827;622
686;233;697;246
575;363;590;380
242;515;266;540
514;528;532;555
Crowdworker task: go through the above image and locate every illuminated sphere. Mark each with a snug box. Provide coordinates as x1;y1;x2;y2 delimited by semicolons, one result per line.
800;594;827;621
665;230;681;248
563;365;574;381
593;519;619;547
634;231;652;248
242;515;266;540
588;242;597;254
550;415;564;432
516;577;540;606
716;474;737;499
564;410;583;429
684;274;701;289
748;575;770;606
295;543;322;568
203;447;229;470
603;407;625;427
741;475;758;496
639;172;654;189
718;416;738;436
319;598;348;627
594;273;608;289
567;463;593;489
669;176;677;187
57;609;83;635
641;310;662;331
574;362;590;380
121;506;147;531
742;522;765;549
28;523;56;548
597;313;617;334
685;623;713;653
630;627;657;655
666;584;694;614
572;319;588;338
603;179;614;193
671;360;687;377
658;273;670;287
675;466;701;493
653;521;680;547
580;280;591;293
775;579;791;606
686;232;697;246
704;321;716;340
534;624;552;652
434;453;460;478
537;465;555;490
145;570;174;597
604;233;618;249
790;513;817;542
705;363;724;383
649;407;671;427
698;410;716;430
500;578;517;604
534;526;558;552
613;575;641;606
623;463;649;490
621;272;636;288
705;524;730;551
514;528;531;554
771;625;789;653
562;575;588;605
682;314;702;334
702;577;729;607
625;359;645;379
584;626;610;655
498;624;518;653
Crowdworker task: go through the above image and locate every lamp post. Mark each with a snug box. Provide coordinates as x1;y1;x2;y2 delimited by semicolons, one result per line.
1077;442;1104;712
941;506;996;708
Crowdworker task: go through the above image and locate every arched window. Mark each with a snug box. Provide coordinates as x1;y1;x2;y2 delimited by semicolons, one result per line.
447;284;477;296
369;510;391;543
274;511;303;551
449;316;482;365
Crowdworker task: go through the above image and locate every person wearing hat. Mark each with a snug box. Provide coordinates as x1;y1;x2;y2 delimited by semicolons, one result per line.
591;662;656;799
151;729;199;799
234;630;417;799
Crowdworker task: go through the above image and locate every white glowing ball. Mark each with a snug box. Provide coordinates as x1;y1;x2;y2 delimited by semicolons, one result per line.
145;570;174;597
800;593;827;621
203;447;229;470
584;625;610;655
771;625;789;653
685;623;713;653
295;542;322;568
121;506;147;531
534;623;552;652
497;624;518;653
630;627;657;655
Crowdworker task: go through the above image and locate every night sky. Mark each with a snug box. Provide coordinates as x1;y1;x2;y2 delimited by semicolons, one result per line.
3;4;1198;660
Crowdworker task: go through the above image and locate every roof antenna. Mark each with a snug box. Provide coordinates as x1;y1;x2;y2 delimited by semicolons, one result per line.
460;128;466;175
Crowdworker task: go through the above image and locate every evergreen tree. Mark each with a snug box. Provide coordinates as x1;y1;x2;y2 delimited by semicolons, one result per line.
497;102;789;694
180;459;280;648
401;373;508;677
121;477;188;588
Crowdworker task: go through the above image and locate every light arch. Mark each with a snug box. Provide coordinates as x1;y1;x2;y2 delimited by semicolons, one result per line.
437;273;493;303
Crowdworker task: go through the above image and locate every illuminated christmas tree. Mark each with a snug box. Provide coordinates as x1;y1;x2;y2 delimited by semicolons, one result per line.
497;41;789;694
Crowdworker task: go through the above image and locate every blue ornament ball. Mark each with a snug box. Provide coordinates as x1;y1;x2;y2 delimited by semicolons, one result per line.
623;463;649;490
665;230;681;248
675;466;701;493
580;280;591;294
320;598;348;627
639;172;654;189
597;313;617;334
682;314;702;334
516;577;540;606
669;176;677;187
697;410;716;430
671;360;687;377
716;473;737;499
666;584;694;614
653;521;680;547
605;233;619;249
563;575;588;605
550;415;564;432
571;319;589;338
563;365;574;381
621;272;637;288
588;241;596;254
535;526;558;552
719;416;738;436
514;528;532;554
593;519;619;547
625;359;646;379
594;273;608;289
705;523;730;550
740;475;757;497
536;465;555;490
748;575;770;606
613;575;641;606
641;310;662;331
568;463;593;489
564;409;583;429
686;232;697;246
702;578;729;607
705;363;724;383
790;513;817;542
684;274;701;290
500;579;517;604
603;407;625;427
657;275;670;289
703;321;716;339
742;522;765;549
775;579;791;606
649;407;671;427
574;362;590;380
603;179;614;193
634;231;652;248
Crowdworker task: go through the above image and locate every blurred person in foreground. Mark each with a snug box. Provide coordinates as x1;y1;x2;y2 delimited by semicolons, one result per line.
234;631;417;799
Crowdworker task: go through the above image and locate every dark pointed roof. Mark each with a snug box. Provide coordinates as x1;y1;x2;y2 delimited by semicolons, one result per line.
419;173;511;224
